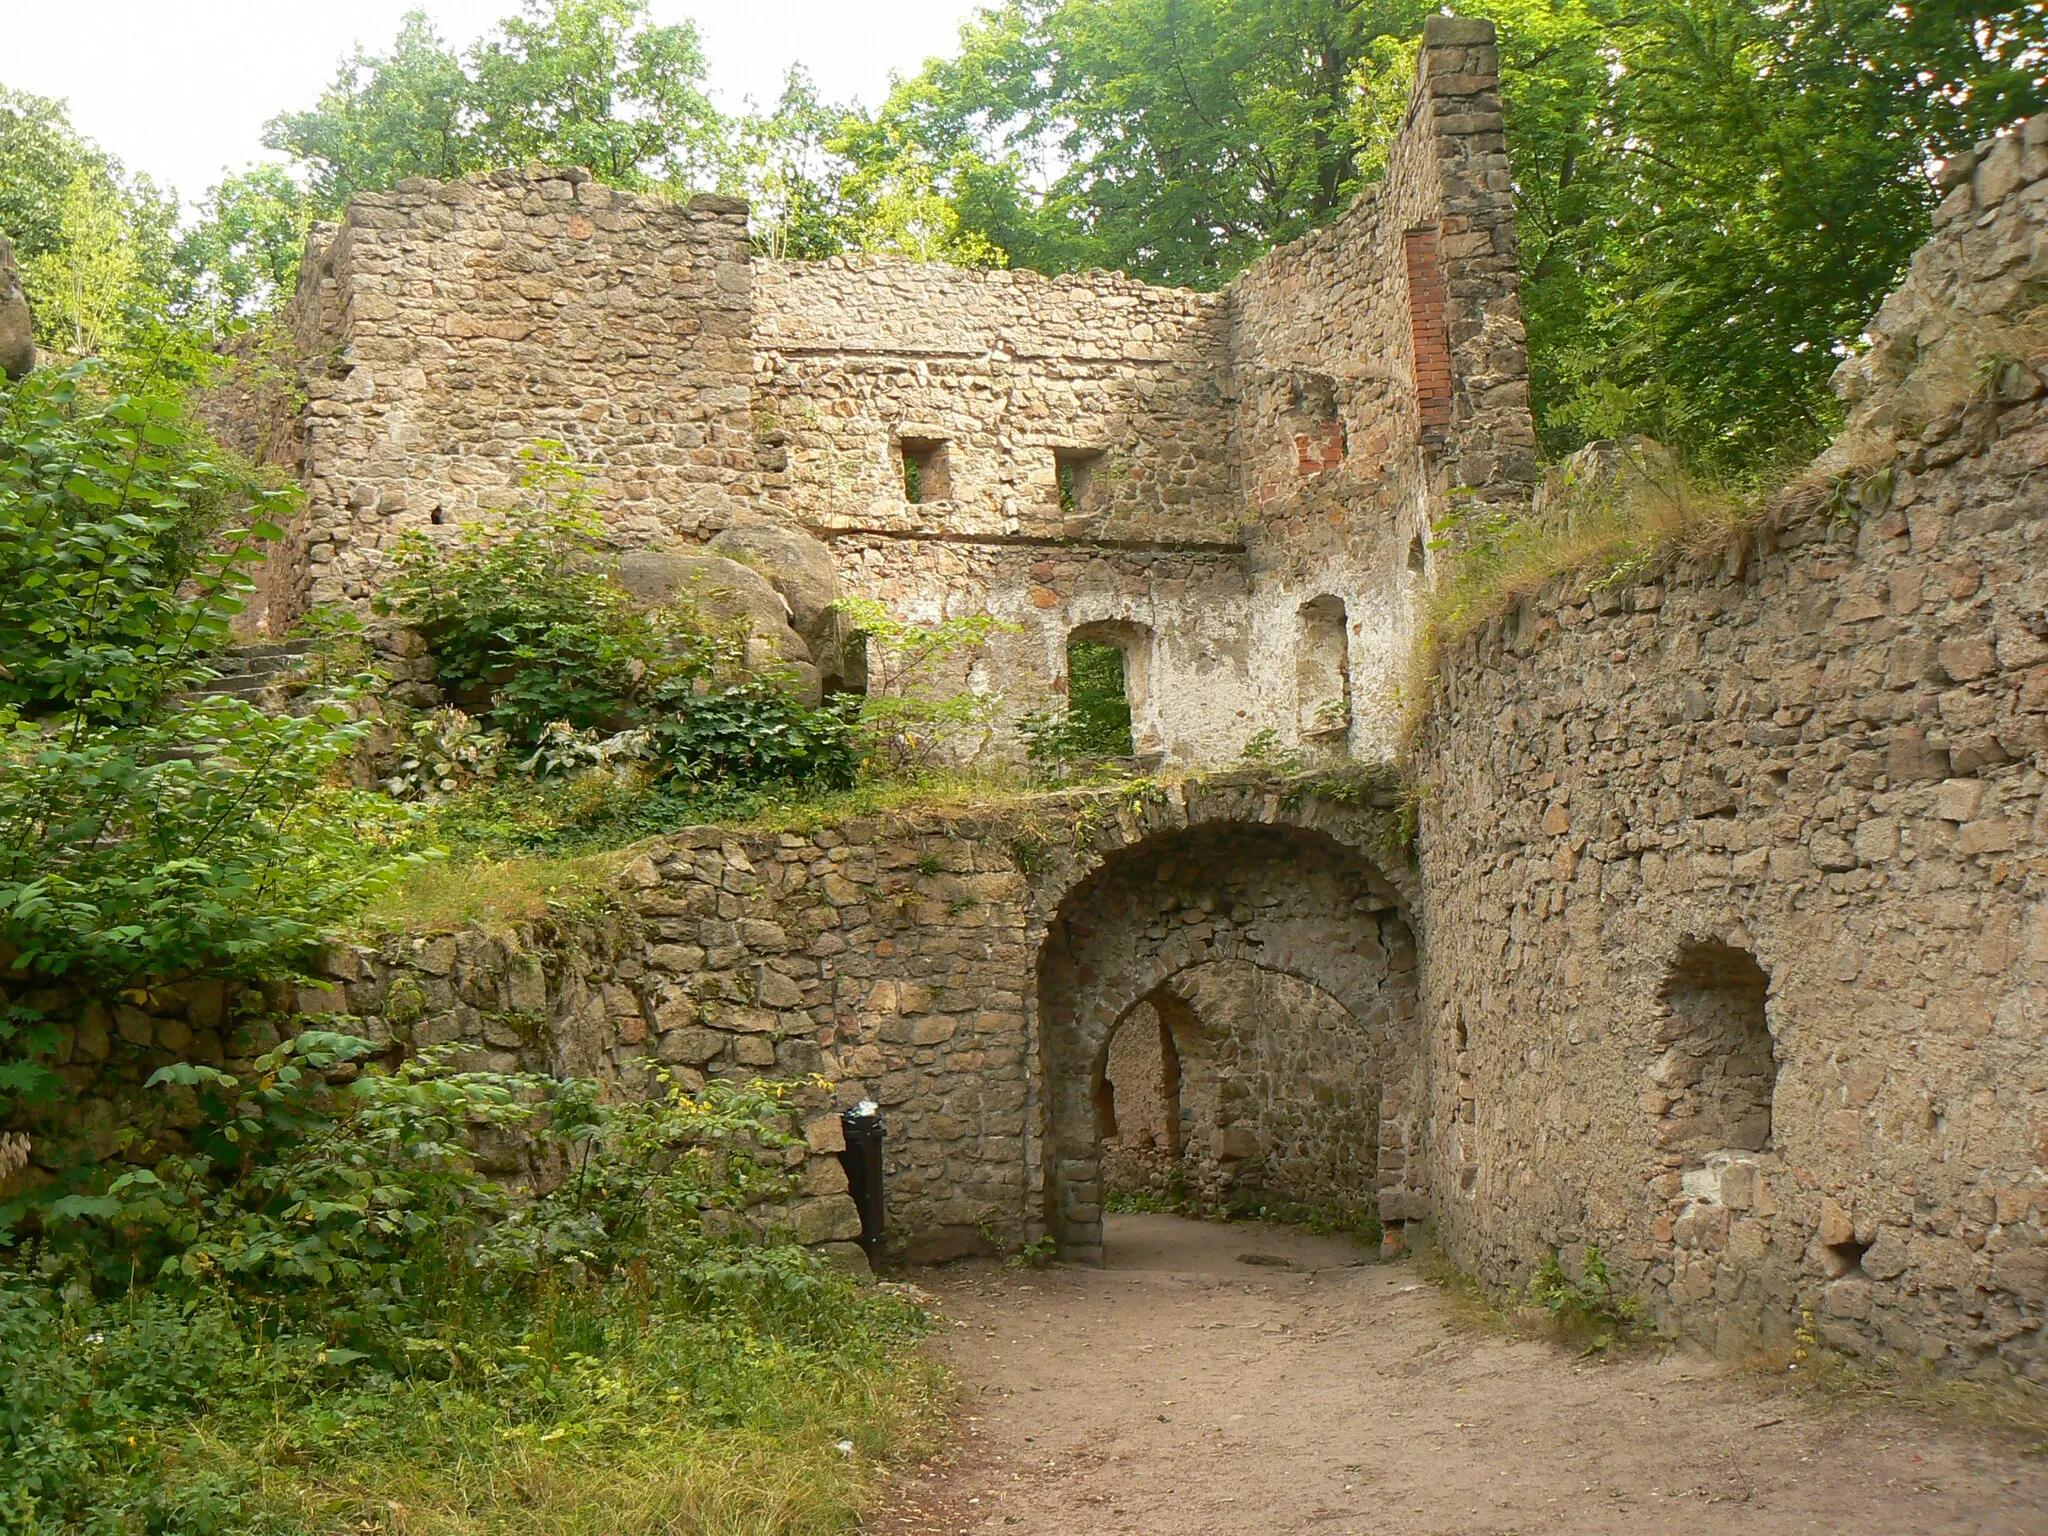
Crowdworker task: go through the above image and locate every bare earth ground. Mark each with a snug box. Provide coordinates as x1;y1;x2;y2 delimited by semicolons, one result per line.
866;1213;2048;1536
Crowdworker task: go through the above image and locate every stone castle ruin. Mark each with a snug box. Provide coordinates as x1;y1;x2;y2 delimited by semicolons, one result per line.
99;17;2048;1380
246;15;1528;761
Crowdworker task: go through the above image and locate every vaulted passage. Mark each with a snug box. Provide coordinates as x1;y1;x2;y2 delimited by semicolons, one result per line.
1036;823;1417;1262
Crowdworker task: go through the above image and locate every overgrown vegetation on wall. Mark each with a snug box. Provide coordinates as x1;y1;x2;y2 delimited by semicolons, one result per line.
0;359;406;1002
0;363;939;1533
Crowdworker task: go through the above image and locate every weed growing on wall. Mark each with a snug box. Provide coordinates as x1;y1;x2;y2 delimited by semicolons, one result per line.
1398;446;1770;753
831;595;1017;774
1529;1246;1648;1351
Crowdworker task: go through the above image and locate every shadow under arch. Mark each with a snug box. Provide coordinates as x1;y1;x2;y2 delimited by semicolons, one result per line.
1035;820;1417;1262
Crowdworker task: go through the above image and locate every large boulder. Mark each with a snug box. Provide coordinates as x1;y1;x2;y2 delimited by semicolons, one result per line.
707;521;841;649
615;549;821;704
0;232;35;381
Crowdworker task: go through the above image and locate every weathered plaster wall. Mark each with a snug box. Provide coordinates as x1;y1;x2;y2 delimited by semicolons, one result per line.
1224;15;1535;759
1415;123;2048;1376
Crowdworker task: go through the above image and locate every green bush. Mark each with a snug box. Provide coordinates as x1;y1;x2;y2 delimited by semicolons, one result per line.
650;680;859;793
383;444;863;807
380;447;680;744
0;363;408;997
3;1035;934;1533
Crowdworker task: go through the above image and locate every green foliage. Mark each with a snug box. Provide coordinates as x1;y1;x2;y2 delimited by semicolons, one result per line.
650;683;860;794
381;446;673;744
1019;639;1133;769
1;1038;933;1532
831;595;1018;774
736;68;857;260
172;165;316;321
1529;1245;1647;1349
1512;0;2048;469
0;364;277;719
266;0;725;208
385;706;506;800
0;363;407;991
0;87;181;362
839;0;2046;471
382;442;863;805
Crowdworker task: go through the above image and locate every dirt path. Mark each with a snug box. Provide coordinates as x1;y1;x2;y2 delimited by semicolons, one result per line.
869;1213;2048;1536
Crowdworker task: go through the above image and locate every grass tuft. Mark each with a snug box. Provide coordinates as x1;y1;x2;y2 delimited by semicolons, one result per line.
1399;447;1774;755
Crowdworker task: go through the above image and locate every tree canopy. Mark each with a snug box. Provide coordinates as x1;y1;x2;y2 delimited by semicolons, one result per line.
1;0;2043;466
834;0;2047;465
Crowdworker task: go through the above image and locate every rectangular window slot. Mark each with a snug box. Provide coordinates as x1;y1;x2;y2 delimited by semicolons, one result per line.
1055;448;1105;515
899;438;950;504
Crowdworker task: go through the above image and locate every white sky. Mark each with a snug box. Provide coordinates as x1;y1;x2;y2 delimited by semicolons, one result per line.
2;0;990;205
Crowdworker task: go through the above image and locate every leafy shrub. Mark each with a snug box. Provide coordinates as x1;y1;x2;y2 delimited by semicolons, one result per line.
0;363;409;994
384;704;505;799
650;679;860;792
516;719;653;779
1529;1245;1647;1349
384;443;865;805
3;1035;933;1533
380;446;681;744
0;362;264;722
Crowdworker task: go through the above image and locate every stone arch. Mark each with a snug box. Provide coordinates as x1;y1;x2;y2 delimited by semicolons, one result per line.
1035;816;1417;1261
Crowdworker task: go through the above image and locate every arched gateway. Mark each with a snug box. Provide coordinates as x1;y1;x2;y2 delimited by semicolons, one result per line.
1025;780;1421;1263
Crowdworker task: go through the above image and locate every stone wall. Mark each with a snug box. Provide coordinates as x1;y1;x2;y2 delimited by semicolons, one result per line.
754;259;1238;543
260;172;757;627
1036;814;1421;1261
1414;118;2048;1377
3;775;1418;1269
236;20;1534;772
1223;15;1535;757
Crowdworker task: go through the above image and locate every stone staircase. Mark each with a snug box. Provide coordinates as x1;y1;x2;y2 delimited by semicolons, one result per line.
192;642;314;702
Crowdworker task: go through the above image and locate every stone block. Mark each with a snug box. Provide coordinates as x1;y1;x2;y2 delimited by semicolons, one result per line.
785;1194;864;1244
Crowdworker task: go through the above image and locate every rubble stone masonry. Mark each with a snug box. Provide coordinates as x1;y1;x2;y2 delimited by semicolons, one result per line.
120;26;2048;1381
1417;120;2048;1374
247;17;1529;765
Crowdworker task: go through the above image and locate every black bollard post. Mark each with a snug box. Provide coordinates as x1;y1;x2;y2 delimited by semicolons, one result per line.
838;1100;887;1265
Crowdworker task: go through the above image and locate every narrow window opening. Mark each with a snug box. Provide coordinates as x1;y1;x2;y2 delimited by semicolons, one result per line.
1064;638;1133;756
1055;448;1104;516
1654;941;1776;1157
1407;532;1426;575
899;438;950;504
1295;595;1351;738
